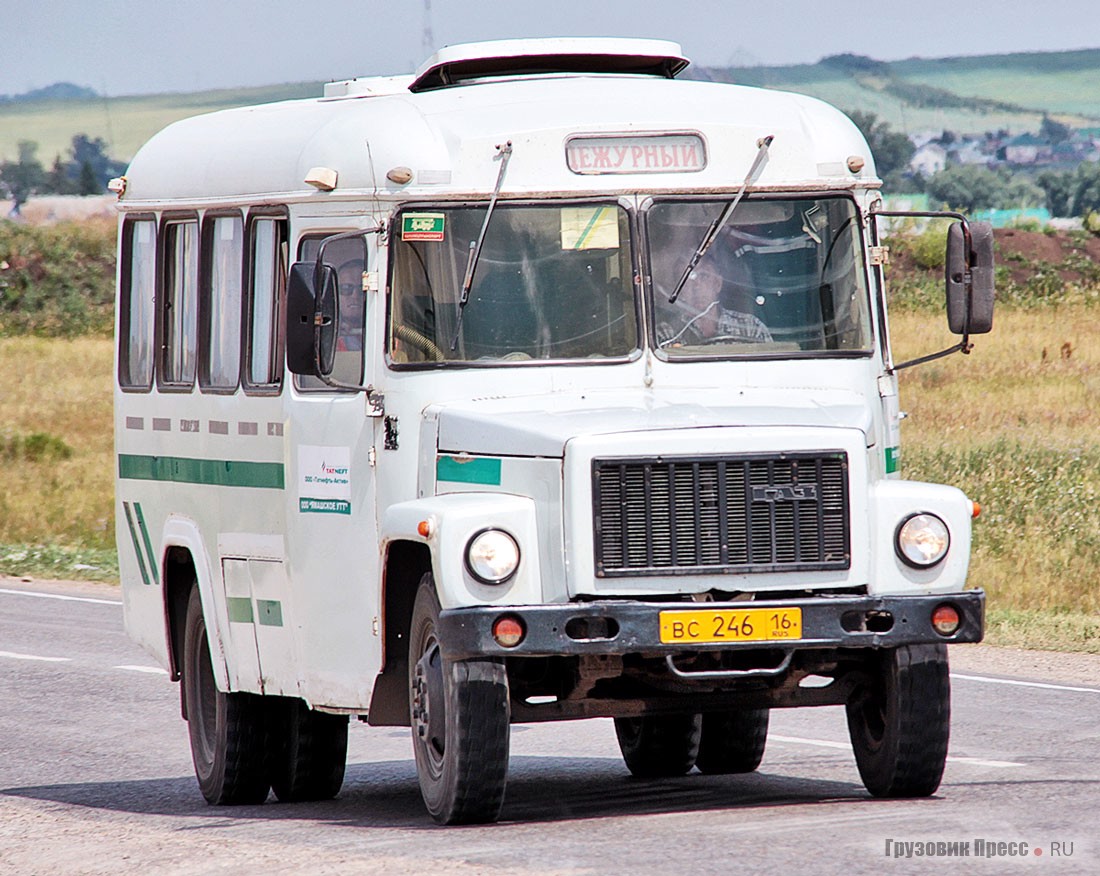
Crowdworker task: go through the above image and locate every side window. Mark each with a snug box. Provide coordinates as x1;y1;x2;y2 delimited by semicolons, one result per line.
245;216;287;390
119;218;156;389
160;218;199;388
297;235;366;389
201;214;244;391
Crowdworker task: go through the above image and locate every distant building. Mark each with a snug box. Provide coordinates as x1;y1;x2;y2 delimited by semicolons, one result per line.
1001;132;1048;165
948;140;989;166
909;142;947;176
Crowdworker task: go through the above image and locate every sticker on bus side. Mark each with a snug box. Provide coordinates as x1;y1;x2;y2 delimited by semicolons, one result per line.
402;213;446;241
298;446;351;514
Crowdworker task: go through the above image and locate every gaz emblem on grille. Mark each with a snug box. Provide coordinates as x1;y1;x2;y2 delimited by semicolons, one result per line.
752;484;819;502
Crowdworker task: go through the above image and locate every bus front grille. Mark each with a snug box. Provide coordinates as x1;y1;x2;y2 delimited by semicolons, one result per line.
592;452;850;577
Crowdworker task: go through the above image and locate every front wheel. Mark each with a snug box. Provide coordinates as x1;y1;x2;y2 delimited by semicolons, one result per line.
846;643;951;798
408;577;510;824
182;586;270;805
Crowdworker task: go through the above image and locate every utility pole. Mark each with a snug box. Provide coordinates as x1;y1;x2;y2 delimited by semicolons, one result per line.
423;0;434;57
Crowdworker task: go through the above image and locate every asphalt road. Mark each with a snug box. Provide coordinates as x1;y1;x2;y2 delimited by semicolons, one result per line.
1;578;1097;875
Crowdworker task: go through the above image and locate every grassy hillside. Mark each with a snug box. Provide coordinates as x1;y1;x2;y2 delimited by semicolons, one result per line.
5;48;1100;165
0;82;320;164
704;48;1100;135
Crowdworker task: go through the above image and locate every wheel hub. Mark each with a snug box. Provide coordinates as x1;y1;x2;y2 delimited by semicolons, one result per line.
412;642;446;765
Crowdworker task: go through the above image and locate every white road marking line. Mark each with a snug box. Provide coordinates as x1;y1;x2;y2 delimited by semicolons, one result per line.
770;734;1023;768
0;587;121;606
770;733;851;751
115;664;168;675
0;650;72;663
951;672;1100;694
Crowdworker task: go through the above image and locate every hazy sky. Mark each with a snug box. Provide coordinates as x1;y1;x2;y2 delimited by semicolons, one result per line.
3;0;1100;97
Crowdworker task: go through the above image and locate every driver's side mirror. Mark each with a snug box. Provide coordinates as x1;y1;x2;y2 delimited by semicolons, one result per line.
286;261;339;376
945;221;995;335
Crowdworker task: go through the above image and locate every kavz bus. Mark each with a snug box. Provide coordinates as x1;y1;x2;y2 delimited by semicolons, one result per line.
113;38;995;824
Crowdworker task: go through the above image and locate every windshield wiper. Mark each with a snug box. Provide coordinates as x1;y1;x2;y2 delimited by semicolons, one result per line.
450;140;513;351
668;134;774;303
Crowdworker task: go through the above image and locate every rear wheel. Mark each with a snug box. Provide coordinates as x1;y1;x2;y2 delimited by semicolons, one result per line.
268;698;348;802
182;586;270;805
614;714;701;777
409;577;510;824
696;708;769;774
846;644;950;798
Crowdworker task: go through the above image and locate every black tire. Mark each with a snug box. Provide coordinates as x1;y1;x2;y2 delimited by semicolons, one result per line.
409;577;510;824
268;698;348;802
614;713;701;778
846;643;950;798
695;708;769;775
182;586;270;805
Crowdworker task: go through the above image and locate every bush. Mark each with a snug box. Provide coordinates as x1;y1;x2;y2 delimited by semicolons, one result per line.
897;224;949;270
0;218;115;336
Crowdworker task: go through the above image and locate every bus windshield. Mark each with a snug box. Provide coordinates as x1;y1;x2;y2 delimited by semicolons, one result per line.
388;202;637;364
648;196;874;359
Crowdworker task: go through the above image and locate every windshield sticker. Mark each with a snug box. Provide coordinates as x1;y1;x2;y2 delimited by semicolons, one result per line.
299;445;351;515
560;206;619;250
401;213;446;241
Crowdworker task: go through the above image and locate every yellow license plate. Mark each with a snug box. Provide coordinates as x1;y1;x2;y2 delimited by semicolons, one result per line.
659;607;803;644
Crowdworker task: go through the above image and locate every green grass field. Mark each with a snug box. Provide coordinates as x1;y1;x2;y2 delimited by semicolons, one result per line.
0;82;319;164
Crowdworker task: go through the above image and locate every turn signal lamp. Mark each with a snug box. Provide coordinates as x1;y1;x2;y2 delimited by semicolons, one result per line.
492;615;526;648
931;604;961;636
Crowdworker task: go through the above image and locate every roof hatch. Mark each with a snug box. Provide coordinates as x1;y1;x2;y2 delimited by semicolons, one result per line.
409;37;689;92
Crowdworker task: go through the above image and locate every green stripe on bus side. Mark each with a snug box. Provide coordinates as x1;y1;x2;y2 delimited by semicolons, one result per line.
118;454;285;489
256;599;283;627
226;597;255;624
122;502;152;587
133;502;160;586
436;455;502;485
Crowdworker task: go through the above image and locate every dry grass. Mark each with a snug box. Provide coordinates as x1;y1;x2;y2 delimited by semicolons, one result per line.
893;306;1100;623
0;337;114;553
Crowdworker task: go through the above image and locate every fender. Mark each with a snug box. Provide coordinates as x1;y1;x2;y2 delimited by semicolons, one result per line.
161;514;231;692
869;480;974;596
381;493;543;609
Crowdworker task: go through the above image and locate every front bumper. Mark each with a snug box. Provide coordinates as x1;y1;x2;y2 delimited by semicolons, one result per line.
437;590;984;660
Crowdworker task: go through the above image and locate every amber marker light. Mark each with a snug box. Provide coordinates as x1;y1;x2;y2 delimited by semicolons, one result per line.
971;501;982;519
417;519;433;538
931;604;961;636
492;615;526;648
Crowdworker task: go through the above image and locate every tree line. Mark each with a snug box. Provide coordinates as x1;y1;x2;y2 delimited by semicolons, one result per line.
1;136;126;208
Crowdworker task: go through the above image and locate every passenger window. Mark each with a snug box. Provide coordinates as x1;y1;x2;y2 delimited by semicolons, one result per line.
201;215;244;391
161;219;199;387
297;235;366;388
245;217;287;390
119;218;156;389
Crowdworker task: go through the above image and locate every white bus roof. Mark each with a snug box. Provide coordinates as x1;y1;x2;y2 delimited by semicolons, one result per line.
120;39;875;206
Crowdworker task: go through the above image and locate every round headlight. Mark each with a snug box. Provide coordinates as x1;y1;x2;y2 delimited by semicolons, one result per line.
465;528;520;584
895;513;950;568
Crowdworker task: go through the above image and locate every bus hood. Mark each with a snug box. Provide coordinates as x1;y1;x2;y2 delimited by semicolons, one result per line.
430;387;875;458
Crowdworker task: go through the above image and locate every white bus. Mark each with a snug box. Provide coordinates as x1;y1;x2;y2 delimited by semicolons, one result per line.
113;38;995;824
